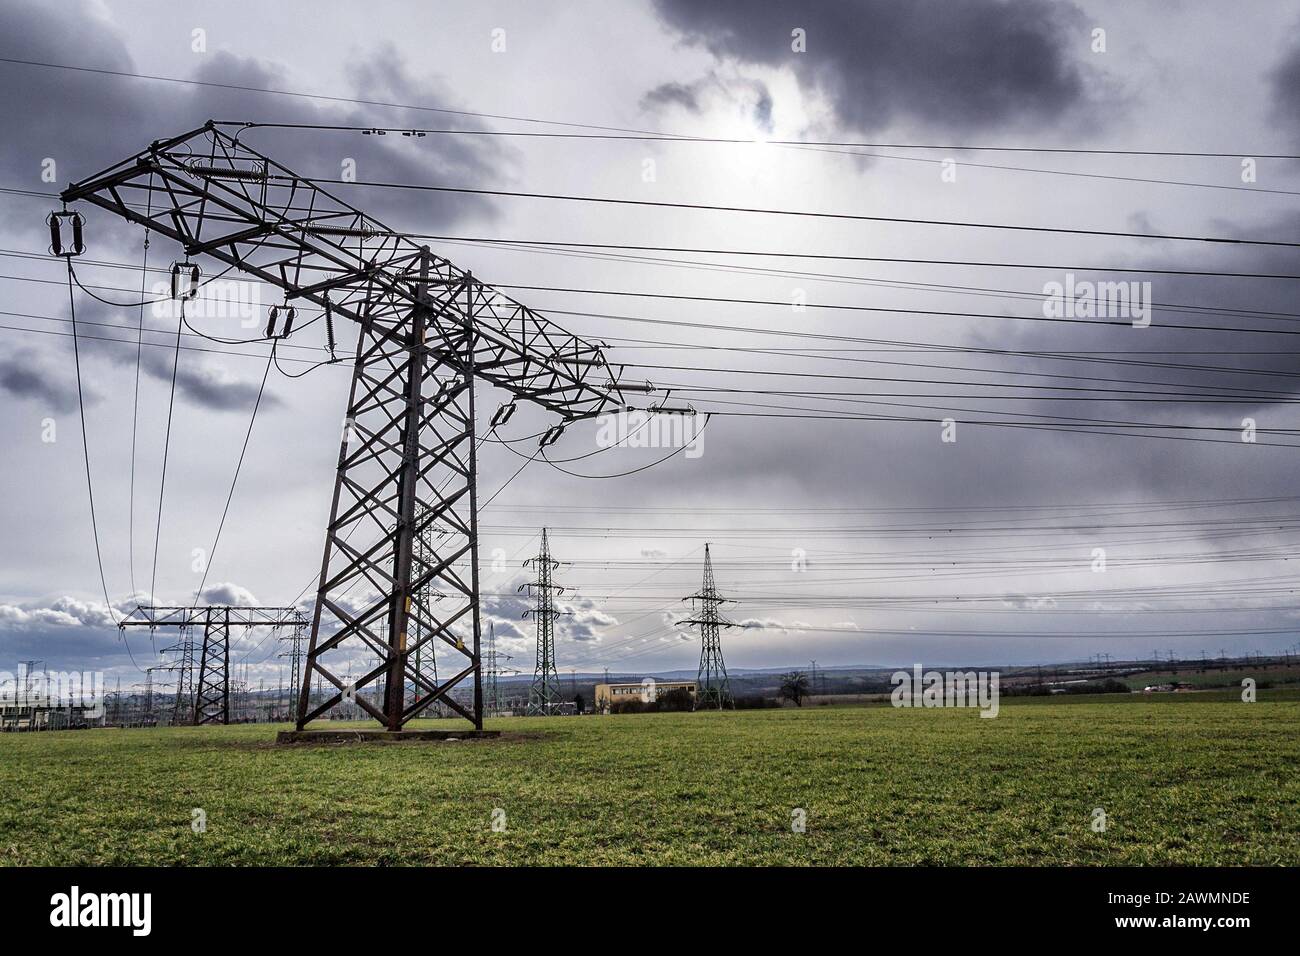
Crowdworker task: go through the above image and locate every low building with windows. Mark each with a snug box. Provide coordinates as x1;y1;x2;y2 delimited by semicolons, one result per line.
594;680;696;712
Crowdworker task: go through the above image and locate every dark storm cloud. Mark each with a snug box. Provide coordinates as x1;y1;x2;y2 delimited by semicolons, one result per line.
0;0;510;416
650;0;1096;133
137;342;280;413
0;0;505;241
567;199;1300;576
0;347;85;412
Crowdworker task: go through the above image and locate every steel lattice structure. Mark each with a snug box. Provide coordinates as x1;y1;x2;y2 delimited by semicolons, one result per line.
681;544;735;710
482;622;514;716
523;528;564;715
119;605;309;724
160;624;196;726
64;122;632;732
277;623;307;721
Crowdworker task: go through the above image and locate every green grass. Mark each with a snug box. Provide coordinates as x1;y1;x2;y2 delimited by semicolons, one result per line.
2;693;1297;865
1117;663;1300;690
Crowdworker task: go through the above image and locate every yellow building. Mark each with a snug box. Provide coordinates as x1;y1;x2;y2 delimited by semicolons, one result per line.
594;680;697;712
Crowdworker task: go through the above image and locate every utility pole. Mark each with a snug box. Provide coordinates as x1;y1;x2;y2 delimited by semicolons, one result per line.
62;124;638;734
682;544;735;710
524;529;564;716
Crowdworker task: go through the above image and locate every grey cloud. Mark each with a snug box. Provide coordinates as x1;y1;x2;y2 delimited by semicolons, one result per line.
642;81;703;113
137;342;280;413
640;72;774;132
0;595;116;630
199;582;259;606
650;0;1097;133
0;1;505;245
0;347;86;412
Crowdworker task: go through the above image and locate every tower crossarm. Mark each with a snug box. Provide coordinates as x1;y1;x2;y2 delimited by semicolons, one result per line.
60;122;627;420
118;605;309;629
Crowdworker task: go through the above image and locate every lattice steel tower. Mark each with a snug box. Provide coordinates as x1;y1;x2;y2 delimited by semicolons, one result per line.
524;529;564;715
161;623;195;725
683;544;735;709
120;605;308;724
278;622;307;721
62;123;631;732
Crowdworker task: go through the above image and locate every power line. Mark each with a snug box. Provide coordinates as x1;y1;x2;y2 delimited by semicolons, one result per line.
148;292;186;604
62;259;119;626
191;345;276;607
297;174;1300;249
419;234;1300;282
6;57;1286;160
228;120;1300;159
229;122;1300;197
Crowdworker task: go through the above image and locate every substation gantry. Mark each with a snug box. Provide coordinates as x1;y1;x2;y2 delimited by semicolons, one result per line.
118;604;308;725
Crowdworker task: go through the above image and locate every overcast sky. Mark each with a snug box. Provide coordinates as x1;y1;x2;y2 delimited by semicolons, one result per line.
4;0;1300;694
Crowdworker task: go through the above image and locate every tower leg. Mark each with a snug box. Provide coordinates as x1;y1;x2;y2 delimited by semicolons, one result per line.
297;252;483;731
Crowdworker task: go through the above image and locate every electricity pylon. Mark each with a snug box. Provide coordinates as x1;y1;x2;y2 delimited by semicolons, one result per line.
278;622;307;721
410;500;445;716
160;623;196;725
681;544;735;709
523;529;564;715
119;605;308;724
483;622;515;716
63;122;632;732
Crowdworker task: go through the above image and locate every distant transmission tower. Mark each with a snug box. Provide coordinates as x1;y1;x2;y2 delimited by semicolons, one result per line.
682;544;735;710
411;500;445;716
278;623;307;722
524;529;564;715
162;623;196;725
484;622;499;715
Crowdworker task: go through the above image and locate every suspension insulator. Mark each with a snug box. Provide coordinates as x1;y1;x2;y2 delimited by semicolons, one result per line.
70;213;85;255
47;211;86;257
324;298;336;358
539;423;566;448
490;403;517;427
265;306;279;339
171;262;200;300
281;307;295;338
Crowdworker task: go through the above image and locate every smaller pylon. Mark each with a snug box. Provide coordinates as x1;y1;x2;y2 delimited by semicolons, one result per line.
681;544;735;710
483;622;514;717
523;529;565;715
278;623;307;722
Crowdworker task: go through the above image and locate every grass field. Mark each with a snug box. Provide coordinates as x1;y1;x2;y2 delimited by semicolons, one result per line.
2;692;1298;865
